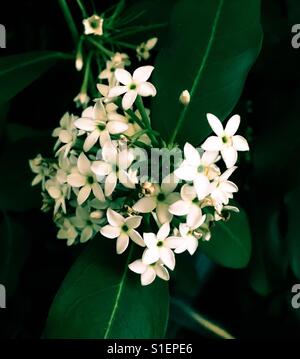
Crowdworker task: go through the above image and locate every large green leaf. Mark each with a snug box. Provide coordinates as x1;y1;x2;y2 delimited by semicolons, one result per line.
200;208;252;268
151;0;263;145
0;51;68;105
45;238;169;339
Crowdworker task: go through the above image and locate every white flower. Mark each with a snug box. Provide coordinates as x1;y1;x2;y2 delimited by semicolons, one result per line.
214;205;239;221
202;113;249;168
67;152;105;205
57;218;78;246
83;15;104;36
142;222;179;270
72;206;102;243
74;91;90;108
175;143;220;200
100;208;145;254
210;167;238;210
91;141;136;196
45;178;68;214
136;37;158;61
99;52;129;85
29;154;51;189
74;101;128;151
133;174;179;224
129;259;169;286
52;113;78;158
169;184;204;228
174;220;206;255
108;66;157;110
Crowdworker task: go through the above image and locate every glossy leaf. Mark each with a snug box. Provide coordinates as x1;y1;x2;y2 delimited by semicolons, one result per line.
151;0;263;145
45;239;169;339
200;208;252;269
0;51;68;105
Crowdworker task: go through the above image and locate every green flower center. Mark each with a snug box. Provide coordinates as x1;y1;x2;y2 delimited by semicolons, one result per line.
98;123;106;131
197;165;204;173
87;176;94;184
122;224;129;232
90;20;99;29
110;67;115;73
157;241;163;247
129;83;137;90
222;136;228;144
157;193;166;202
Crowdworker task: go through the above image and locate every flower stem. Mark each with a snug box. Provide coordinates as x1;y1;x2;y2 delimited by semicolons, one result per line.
76;0;88;18
58;0;78;44
87;37;114;58
81;51;93;94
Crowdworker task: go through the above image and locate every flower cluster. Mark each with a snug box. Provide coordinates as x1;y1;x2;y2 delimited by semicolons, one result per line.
30;48;249;286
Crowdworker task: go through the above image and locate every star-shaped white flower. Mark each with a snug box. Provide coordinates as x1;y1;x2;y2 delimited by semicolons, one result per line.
67;152;105;205
133;174;179;224
136;37;158;61
74;101;128;151
99;52;129;85
45;178;68;214
169;184;204;228
201;113;249;168
129;259;169;286
173;220;206;255
83;15;104;36
73;91;90;108
108;66;156;110
142;222;179;270
72;205;102;244
100;208;145;254
57;218;78;246
210;167;238;210
91;141;136;196
175;143;219;200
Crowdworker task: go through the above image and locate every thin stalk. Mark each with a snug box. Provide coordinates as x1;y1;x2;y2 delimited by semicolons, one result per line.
110;23;167;40
58;0;78;44
108;39;137;50
76;0;88;18
81;51;93;94
87;37;114;58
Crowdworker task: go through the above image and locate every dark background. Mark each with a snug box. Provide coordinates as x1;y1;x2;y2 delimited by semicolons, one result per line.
1;0;300;339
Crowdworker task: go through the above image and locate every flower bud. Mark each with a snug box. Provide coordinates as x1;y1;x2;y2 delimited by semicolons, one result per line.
179;90;190;106
75;54;83;71
90;210;103;220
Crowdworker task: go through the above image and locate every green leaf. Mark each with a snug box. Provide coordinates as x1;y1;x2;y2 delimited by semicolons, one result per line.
0;51;69;105
0;134;51;211
151;0;263;145
200;208;252;268
45;239;169;339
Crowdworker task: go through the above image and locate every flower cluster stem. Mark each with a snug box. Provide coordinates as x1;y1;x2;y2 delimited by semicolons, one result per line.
58;0;78;44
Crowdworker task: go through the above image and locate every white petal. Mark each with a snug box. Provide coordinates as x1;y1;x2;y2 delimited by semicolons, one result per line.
232;135;249;151
125;216;142;229
201;150;219;165
207;113;224;136
91;182;105;202
80;226;93;243
129;259;147;274
107;121;128;134
108;85;127;98
122;90;137;110
220;166;237;180
161;173;178;194
78;152;91;175
169;200;190;216
187;237;198;255
184;143;201;166
116;233;129;254
77;185;91;205
221;147;238;168
102;141;118;164
154;264;169;281
105;172;117;196
146;38;158;50
118;169;136;189
164;236;184;249
107;208;124;227
115;69;132;85
143;232;157;248
159;247;175;270
67;173;86;187
156;203;172;224
175;164;197;181
141;267;156;286
100;224;121;239
193;174;210;200
220;180;238;193
142;248;160;264
201;136;223;151
97;84;109;97
187;205;204;228
83;130;99;152
91;161;111;176
133;65;154;82
81;106;94;118
157;222;170;241
181;184;197;201
99;130;111;147
225;114;240;136
137;82;157;97
133;197;157;213
129;229;145;247
74;118;95;132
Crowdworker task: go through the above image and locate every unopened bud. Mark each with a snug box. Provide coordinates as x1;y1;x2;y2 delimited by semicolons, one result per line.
75;54;83;71
141;182;155;196
179;90;190;106
90;210;103;220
